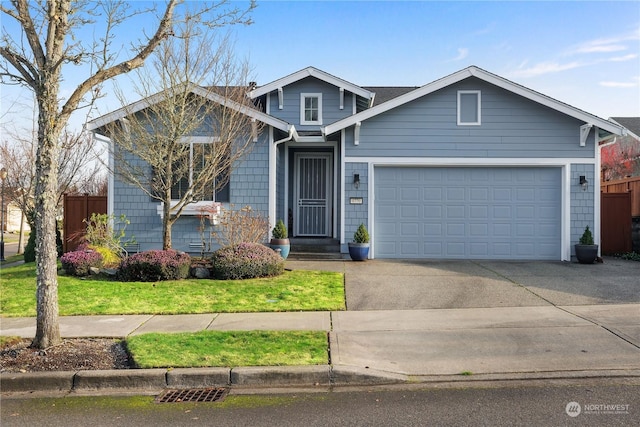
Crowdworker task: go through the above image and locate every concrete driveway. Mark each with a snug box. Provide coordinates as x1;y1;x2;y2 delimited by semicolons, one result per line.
287;257;640;377
340;258;640;310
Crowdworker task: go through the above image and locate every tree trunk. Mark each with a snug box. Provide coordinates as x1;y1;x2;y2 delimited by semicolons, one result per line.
31;98;62;349
163;196;172;250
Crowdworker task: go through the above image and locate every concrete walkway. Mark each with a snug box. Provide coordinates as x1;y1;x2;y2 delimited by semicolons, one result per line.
1;257;639;393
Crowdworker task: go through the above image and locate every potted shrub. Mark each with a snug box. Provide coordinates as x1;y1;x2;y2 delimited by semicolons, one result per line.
270;219;290;259
575;225;598;264
348;223;370;261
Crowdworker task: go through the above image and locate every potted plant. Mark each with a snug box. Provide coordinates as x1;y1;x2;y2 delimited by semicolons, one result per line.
575;225;598;264
270;219;290;259
348;223;370;261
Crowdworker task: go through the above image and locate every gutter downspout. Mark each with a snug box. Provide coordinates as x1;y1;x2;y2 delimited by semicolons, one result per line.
269;126;296;229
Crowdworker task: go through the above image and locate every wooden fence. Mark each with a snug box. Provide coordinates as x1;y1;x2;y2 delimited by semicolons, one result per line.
62;194;107;252
601;176;640;217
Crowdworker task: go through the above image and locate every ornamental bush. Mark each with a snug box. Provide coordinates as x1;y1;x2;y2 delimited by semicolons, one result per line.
118;249;191;282
211;242;284;280
60;249;103;277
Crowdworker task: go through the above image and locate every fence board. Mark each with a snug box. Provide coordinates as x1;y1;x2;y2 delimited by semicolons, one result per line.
600;192;632;254
63;194;107;252
601;176;640;217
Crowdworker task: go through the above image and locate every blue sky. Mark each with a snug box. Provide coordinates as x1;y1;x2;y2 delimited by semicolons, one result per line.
1;1;639;134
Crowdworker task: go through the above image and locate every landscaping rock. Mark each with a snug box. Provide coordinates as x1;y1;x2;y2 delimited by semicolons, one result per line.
192;267;211;279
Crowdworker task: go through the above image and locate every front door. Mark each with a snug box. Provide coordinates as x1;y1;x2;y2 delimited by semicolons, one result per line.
295;153;332;236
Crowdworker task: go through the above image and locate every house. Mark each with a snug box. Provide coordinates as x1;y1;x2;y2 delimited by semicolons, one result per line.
88;66;625;261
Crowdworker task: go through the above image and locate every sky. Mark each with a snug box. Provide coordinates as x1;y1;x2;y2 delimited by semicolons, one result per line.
1;0;639;136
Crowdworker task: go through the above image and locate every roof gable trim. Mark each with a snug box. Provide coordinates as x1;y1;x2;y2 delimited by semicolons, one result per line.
323;66;624;136
248;66;374;100
87;84;290;133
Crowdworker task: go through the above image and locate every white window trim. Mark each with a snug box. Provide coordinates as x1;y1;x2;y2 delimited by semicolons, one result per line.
457;90;481;126
300;93;323;125
170;136;222;203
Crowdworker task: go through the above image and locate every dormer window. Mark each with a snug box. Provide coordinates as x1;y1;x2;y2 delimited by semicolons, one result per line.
301;93;322;125
457;90;481;126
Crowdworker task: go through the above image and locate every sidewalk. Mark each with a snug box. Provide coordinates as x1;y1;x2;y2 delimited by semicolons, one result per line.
2;304;639;393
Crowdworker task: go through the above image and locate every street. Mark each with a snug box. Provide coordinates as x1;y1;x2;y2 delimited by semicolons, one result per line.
2;379;639;426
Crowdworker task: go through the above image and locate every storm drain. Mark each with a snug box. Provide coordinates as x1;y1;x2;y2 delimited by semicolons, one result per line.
155;388;228;403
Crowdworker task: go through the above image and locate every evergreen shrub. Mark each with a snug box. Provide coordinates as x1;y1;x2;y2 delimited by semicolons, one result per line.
212;242;284;280
118;249;191;281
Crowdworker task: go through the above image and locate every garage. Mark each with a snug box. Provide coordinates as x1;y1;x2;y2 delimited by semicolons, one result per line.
374;167;562;260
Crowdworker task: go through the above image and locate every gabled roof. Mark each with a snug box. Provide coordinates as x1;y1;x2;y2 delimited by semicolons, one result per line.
324;66;625;137
363;86;419;106
610;117;640;139
87;83;291;133
248;66;374;101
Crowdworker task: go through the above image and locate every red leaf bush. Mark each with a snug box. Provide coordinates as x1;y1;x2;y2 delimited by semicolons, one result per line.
118;249;191;281
211;242;284;280
61;249;103;277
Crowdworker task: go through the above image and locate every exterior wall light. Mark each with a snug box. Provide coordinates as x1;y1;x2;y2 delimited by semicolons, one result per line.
579;175;588;191
353;173;360;189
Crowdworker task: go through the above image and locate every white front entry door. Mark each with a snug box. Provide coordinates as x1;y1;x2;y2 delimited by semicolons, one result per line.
294;153;332;236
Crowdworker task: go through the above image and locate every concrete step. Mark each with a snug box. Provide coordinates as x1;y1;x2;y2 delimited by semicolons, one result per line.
289;238;340;254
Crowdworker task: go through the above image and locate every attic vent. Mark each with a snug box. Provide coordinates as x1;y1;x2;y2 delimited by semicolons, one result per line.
155;388;228;404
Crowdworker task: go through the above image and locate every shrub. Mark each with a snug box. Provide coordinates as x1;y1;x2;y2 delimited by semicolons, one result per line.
212;242;284;280
60;250;103;277
24;231;36;263
272;219;288;239
89;245;121;268
118;250;191;282
353;223;370;244
210;205;269;247
579;225;594;245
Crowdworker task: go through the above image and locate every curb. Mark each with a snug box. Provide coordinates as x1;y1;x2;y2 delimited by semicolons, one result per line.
0;365;406;394
3;367;640;395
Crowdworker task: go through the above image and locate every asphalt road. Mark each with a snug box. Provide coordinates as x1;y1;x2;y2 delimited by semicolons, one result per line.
2;379;639;426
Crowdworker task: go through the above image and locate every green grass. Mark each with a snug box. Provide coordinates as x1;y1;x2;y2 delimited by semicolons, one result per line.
0;263;345;317
127;330;328;368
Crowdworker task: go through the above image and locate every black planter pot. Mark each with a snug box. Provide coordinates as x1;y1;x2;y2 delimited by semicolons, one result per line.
348;242;369;261
575;244;598;264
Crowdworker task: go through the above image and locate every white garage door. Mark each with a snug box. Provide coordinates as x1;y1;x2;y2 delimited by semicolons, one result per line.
374;167;561;260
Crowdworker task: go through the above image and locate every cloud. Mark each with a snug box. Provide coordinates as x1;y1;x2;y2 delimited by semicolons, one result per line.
568;28;640;56
509;61;583;78
599;81;638;88
453;48;469;61
608;53;638;62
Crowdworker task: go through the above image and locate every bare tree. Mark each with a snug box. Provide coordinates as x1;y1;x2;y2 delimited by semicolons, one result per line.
0;0;255;349
103;23;261;249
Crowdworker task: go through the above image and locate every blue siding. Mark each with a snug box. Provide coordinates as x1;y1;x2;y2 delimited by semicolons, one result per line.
267;77;355;129
346;78;592;159
342;162;369;252
570;163;596;254
113;130;270;254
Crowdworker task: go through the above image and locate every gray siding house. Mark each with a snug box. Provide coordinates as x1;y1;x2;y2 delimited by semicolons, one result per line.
88;66;625;261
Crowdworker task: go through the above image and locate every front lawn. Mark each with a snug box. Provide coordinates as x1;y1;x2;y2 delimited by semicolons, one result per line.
0;263;345;317
127;331;328;368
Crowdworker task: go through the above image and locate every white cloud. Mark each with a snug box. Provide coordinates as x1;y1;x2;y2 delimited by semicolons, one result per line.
568;28;640;56
509;61;583;78
574;44;626;54
453;48;469;61
599;81;638;88
608;53;638;62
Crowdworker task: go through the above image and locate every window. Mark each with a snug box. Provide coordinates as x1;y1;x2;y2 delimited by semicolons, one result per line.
300;93;322;125
457;90;481;126
171;141;230;202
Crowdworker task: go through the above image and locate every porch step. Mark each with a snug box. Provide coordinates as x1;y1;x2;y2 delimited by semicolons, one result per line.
288;238;342;260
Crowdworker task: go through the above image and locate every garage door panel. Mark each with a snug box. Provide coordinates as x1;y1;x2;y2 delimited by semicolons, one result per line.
374;167;561;260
